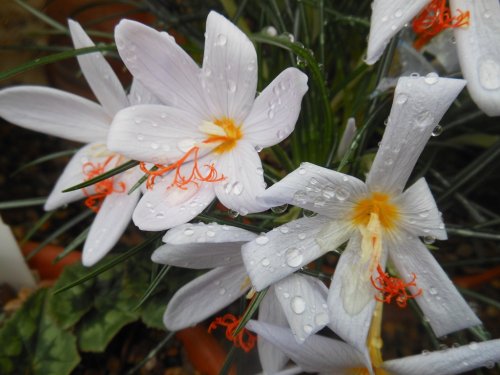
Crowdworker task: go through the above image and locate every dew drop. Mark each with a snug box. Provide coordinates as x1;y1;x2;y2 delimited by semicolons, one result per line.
423;235;436;245
335;187;350;201
291;296;306;314
184;228;194;236
216;34;227;46
303;324;313;334
232;181;244;196
283;292;290;299
478;59;500;90
279;226;290;234
254;145;263;152
468;342;478;350
151;142;160;150
271;204;288;214
227;80;236;93
264;26;278;36
429;287;438;295
155;212;165;219
285;248;303;267
261;257;271;266
228;209;239;218
422;349;430;356
298;233;306;240
315;312;329;325
219;288;226;295
298;167;306;175
432;124;443;137
206;230;215;238
396;93;408;104
424;72;439;85
394;9;403;17
137;134;145;141
256;235;270;245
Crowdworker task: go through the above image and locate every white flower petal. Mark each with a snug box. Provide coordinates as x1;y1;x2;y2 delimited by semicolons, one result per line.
214;140;269;214
82;185;140;266
68;19;128;116
0;86;109;143
246;321;365;373
328;234;386;358
274;274;329;343
336;117;357;160
394;178;447;240
366;0;430;64
108;105;204;164
132;174;216;231
271;366;304;375
241;216;330;291
389;236;481;337
258;289;289;375
114;20;210;118
451;0;500;116
243;68;308;148
128;78;160;105
366;76;466;194
151;222;256;268
383;339;500;375
201;11;257;122
163;265;249;331
258;162;367;220
44;143;109;211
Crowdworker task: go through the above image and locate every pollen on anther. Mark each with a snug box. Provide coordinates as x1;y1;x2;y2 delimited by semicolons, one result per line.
370;265;422;308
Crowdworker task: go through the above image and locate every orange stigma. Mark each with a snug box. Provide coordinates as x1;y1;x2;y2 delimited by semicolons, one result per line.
82;155;126;212
370;265;422;308
208;314;256;352
412;0;470;50
139;146;225;190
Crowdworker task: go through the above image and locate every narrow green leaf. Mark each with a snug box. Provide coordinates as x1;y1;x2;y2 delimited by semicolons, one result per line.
63;160;139;192
218;345;237;375
12;149;77;176
20;210;56;246
134;265;171;310
459;288;500;310
53;232;164;294
0;197;46;209
26;209;94;260
125;332;175;375
233;289;268;336
54;227;90;263
0;45;116;81
14;0;67;32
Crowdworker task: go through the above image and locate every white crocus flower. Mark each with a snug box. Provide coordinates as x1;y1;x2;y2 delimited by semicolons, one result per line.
248;320;500;375
107;12;308;230
151;222;329;369
242;76;481;357
0;20;154;266
366;0;500;116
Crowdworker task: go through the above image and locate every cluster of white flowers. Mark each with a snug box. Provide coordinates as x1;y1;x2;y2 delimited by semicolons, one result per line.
1;5;500;374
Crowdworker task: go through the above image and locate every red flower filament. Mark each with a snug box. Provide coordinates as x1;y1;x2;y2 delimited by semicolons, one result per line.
412;0;470;50
208;314;256;352
82;155;126;212
139;146;225;191
371;265;422;308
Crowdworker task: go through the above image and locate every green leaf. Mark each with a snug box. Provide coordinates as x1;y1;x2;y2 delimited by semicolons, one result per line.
0;288;80;375
0;197;46;209
12;149;77;177
62;160;139;192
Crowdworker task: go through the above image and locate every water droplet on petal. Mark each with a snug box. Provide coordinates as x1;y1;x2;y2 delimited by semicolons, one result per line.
285;247;303;267
303;324;313;334
227;80;236;93
396;94;408;105
261;257;271;266
184;228;194;236
290;296;306;314
232;181;244;196
424;72;439;85
479;59;500;90
228;209;239;218
216;34;227;46
315;312;329;325
271;204;288;214
256;235;269;245
206;230;215;238
219;288;226;295
468;342;478;350
423;235;436;245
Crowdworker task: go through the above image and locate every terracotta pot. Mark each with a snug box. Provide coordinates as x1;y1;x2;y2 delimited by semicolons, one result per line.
22;241;81;280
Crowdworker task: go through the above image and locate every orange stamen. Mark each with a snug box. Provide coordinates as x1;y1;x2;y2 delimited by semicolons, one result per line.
370;265;422;308
139;146;225;191
82;155;126;212
208;314;256;352
412;0;470;50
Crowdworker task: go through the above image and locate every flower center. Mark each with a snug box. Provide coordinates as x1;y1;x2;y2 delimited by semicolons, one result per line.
201;117;243;154
412;0;470;50
82;155;126;212
208;314;256;352
352;192;399;230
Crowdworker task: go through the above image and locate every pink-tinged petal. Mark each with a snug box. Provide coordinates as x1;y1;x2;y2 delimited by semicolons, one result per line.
44;143;110;211
394;178;447;240
214;141;269;214
151;222;256;268
241;216;330;291
328;234;387;360
258;162;367;220
389;237;481;337
451;0;500;116
383;339;500;375
366;0;430;65
132;171;216;231
243;68;308;148
114;20;210;118
128;78;161;106
246;321;365;373
163;265;249;331
201;11;257;122
274;274;329;343
0;86;109;143
82;184;140;266
108;105;205;164
366;76;466;195
258;289;289;375
68;19;128;116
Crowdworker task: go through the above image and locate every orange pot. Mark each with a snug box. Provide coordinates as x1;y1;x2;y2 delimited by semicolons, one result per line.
22;241;81;280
